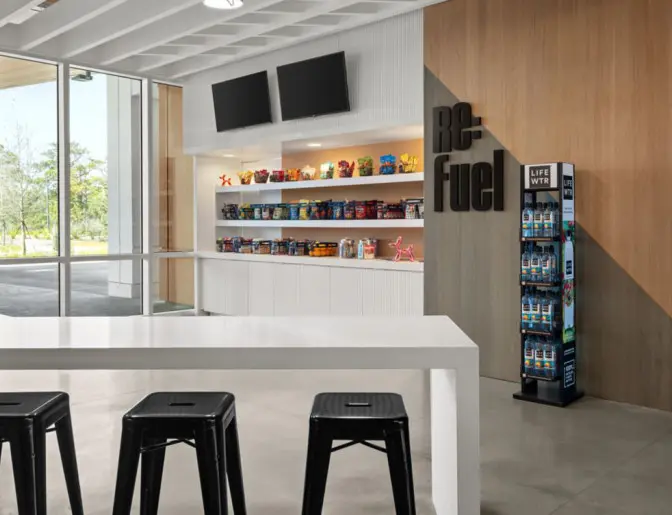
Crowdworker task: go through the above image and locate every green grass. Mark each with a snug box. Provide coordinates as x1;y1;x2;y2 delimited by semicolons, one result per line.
0;240;108;258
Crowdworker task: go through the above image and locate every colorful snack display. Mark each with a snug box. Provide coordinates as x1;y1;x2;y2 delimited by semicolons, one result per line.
254;169;269;184
251;204;263;221
262;204;274;221
238;204;253;220
271;240;289;255
299;201;311;220
338;160;355;178
403;198;424;219
272;204;288;221
301;165;316;181
358;156;374;177
398;154;419;173
288;203;301;221
320;162;335;180
221;204;239;220
270;170;285;183
330;201;345;220
286;168;301;182
379;154;396;175
238;171;253;185
344;201;356;220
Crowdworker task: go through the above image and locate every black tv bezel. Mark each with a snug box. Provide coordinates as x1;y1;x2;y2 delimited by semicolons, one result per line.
276;51;351;122
211;70;273;132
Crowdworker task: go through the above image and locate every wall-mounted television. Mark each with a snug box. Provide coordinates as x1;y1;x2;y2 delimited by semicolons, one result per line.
277;51;350;121
212;71;272;132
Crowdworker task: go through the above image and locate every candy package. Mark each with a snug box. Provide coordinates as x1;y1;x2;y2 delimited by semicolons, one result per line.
379;154;396;175
301;165;316;181
338;160;355;178
286;168;301;182
320;162;335;180
399;153;419;173
270;170;285;182
358;156;374;177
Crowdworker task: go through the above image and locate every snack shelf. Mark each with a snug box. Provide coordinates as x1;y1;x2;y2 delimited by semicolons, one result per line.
216;172;424;193
197;251;424;272
215;219;424;229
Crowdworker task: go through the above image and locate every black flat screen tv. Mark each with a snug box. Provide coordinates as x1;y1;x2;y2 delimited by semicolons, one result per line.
277;51;350;121
212;71;272;132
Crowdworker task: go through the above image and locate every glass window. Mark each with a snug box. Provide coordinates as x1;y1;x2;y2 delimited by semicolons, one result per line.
70;69;142;256
153;83;193;253
154;257;194;313
0;56;58;258
71;260;142;316
0;263;59;316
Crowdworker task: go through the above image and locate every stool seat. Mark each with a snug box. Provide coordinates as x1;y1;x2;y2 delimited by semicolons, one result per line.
0;391;84;515
311;392;407;420
0;391;68;418
125;392;235;420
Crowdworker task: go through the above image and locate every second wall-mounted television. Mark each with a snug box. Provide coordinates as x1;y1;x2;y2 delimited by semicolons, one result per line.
212;71;272;132
277;51;351;121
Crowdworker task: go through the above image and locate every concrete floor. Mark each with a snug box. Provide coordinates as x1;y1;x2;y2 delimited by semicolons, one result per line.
0;263;187;316
1;372;671;515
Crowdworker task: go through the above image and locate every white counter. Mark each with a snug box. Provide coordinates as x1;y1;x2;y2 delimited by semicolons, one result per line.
0;316;479;515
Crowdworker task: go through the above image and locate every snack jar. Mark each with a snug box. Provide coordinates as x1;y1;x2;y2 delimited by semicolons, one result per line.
339;239;356;259
301;166;316;181
344;201;356;220
239;239;253;254
404;198;424;219
270;170;285;183
288;203;301;221
271;240;289;256
289;240;308;256
223;238;235;253
299;201;311;221
262;204;275;221
286;168;301;182
358;156;374;177
379;154;397;175
338;160;355;178
330;201;345;220
253;240;271;255
272;204;287;221
254;169;269;184
238;171;253;185
251;204;263;221
216;238;224;253
238;204;253;220
320;162;335;180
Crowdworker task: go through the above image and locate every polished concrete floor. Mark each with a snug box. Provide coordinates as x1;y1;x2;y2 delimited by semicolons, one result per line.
0;372;671;515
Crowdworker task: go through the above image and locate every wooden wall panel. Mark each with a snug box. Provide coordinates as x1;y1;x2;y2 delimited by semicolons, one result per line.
424;0;672;409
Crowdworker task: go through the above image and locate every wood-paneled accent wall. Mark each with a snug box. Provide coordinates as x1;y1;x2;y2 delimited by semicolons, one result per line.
282;139;424;258
424;0;672;409
157;84;194;307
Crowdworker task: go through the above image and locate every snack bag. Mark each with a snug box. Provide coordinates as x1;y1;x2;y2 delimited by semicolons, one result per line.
399;153;419;173
301;165;316;181
338;160;355;178
379;154;396;175
358;156;374;177
320;162;335;180
238;171;253;185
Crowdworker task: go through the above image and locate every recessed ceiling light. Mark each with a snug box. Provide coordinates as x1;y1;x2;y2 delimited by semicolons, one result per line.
223;154;236;158
307;143;322;148
204;0;243;9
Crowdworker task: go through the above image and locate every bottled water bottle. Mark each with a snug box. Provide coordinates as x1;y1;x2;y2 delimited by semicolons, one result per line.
541;246;551;283
541;293;552;330
524;336;535;375
552;202;560;237
521;202;534;237
521;245;531;281
533;202;544;237
544;343;558;379
549;245;558;281
530;246;541;282
534;339;545;377
531;291;541;330
543;202;552;237
521;289;531;328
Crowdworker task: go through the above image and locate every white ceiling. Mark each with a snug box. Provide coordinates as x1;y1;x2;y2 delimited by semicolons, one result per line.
0;0;441;82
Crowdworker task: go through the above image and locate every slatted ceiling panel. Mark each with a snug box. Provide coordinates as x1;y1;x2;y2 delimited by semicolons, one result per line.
0;55;56;89
0;0;444;80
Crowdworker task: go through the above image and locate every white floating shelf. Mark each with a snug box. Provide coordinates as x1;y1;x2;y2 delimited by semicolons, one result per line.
215;219;424;229
198;251;424;272
215;172;424;193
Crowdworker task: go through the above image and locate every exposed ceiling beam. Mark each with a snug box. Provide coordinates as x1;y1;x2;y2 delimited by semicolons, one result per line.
162;0;440;79
0;0;35;28
85;0;287;67
20;0;131;51
36;0;204;58
138;0;362;73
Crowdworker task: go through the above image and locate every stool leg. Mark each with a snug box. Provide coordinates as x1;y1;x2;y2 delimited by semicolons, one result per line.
0;438;3;465
384;423;416;515
402;425;416;512
195;420;223;515
55;413;85;515
224;414;246;515
140;438;167;515
33;422;48;515
10;426;38;515
301;421;332;515
112;420;143;515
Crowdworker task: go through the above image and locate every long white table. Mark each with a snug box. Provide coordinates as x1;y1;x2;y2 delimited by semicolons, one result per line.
0;316;479;515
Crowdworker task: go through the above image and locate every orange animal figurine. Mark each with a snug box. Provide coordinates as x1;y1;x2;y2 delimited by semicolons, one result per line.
219;174;232;187
389;236;415;262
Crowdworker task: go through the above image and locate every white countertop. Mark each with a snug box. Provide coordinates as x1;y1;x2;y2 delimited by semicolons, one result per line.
0;316;476;370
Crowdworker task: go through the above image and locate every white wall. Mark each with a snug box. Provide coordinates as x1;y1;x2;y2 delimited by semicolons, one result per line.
183;11;423;155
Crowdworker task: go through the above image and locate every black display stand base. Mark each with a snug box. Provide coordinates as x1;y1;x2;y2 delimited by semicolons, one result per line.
513;388;584;408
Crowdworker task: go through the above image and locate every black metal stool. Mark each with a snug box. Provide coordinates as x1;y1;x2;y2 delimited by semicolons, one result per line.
301;392;416;515
0;391;85;515
112;392;246;515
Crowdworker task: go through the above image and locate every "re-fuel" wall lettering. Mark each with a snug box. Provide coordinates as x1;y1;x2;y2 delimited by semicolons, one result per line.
433;103;504;212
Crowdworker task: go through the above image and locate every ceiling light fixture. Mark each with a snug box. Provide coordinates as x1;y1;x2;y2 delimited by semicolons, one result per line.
307;143;322;148
222;154;236;158
203;0;243;9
